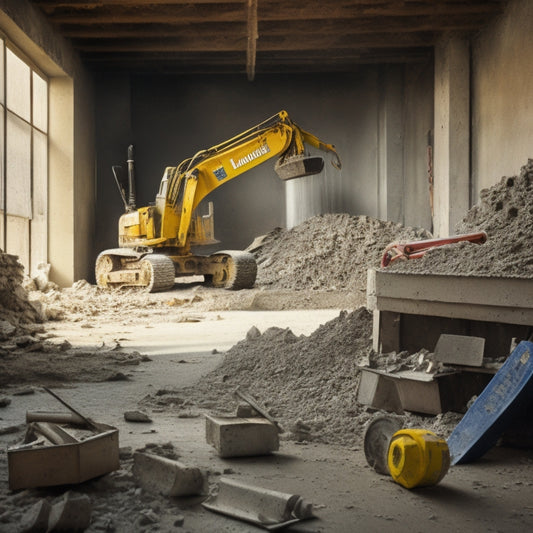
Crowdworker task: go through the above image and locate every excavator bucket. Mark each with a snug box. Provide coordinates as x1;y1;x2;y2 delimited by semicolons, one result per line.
274;154;324;181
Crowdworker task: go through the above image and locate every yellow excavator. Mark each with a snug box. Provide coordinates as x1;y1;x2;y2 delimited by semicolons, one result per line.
95;110;341;292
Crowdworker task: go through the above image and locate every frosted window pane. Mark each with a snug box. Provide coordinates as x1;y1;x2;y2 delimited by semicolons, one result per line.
33;129;47;217
6;48;30;121
0;39;4;104
6;112;31;218
32;129;48;272
33;72;48;132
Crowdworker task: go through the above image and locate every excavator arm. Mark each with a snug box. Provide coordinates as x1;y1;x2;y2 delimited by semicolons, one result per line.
154;110;341;249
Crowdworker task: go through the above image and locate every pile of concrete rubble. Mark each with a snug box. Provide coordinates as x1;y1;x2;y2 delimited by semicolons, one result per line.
252;213;431;293
150;308;461;447
0;251;41;328
389;159;533;277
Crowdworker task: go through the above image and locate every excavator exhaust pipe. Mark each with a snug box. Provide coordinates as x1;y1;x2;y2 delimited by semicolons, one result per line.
274;154;325;181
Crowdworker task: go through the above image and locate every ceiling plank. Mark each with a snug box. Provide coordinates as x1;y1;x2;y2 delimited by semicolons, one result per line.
73;31;436;53
37;1;506;25
57;13;499;40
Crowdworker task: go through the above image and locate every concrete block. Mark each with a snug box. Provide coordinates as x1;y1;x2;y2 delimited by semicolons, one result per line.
435;334;485;366
47;491;92;532
205;415;279;458
133;452;204;497
19;499;51;533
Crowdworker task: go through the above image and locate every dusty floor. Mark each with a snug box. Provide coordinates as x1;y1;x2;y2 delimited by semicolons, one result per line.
1;161;532;532
1;283;532;533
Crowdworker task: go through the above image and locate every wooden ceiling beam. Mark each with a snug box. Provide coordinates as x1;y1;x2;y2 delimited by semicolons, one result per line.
38;1;506;25
58;13;497;40
33;0;244;5
43;5;246;24
80;48;431;72
73;32;436;53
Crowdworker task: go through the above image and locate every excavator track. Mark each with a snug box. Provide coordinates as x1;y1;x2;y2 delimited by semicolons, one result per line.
140;254;176;292
95;251;175;293
206;250;257;290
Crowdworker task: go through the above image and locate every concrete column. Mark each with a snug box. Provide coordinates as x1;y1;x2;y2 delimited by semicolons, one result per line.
433;35;470;236
48;76;75;286
377;66;404;224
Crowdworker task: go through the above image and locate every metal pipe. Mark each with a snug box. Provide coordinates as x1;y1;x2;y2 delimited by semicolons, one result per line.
127;144;137;211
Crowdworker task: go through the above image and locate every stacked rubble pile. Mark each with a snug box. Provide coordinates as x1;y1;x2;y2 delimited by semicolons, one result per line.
388;159;533;277
0;250;40;327
153;308;458;447
252;214;431;293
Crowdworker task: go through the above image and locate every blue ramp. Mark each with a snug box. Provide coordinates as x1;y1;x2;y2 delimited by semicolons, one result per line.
447;340;533;465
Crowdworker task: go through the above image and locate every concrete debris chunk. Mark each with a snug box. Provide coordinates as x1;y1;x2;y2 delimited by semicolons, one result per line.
133;452;205;497
246;325;261;340
205;414;279;457
47;491;92;532
0;319;16;340
0;396;11;408
19;499;51;533
202;477;314;529
124;410;152;423
235;403;259;417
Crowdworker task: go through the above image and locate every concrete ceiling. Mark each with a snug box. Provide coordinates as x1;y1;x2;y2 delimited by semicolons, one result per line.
29;0;508;79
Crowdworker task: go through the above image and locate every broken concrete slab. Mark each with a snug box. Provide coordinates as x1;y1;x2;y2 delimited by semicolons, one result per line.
132;452;205;497
205;415;279;458
435;334;485;366
202;477;314;530
47;491;92;532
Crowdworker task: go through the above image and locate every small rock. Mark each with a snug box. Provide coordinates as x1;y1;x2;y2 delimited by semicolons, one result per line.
0;397;11;408
173;515;185;527
137;509;159;526
246;326;261;340
106;372;129;381
13;387;35;396
15;336;37;348
59;340;72;351
0;320;16;340
124;411;152;423
235;404;258;417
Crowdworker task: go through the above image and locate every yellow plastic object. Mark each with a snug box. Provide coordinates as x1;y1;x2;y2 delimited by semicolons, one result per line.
387;429;450;489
